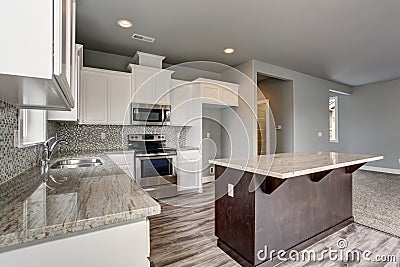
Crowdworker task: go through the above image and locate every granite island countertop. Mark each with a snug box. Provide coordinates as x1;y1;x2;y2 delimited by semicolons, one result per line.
0;151;160;251
210;152;383;179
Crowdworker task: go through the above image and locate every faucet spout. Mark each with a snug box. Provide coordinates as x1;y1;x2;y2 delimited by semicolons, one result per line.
41;137;68;169
50;139;68;152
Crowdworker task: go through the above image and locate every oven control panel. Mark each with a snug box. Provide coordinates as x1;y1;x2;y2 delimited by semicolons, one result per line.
128;134;165;142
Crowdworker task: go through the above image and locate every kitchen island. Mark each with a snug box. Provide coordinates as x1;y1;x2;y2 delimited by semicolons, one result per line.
210;152;383;266
0;152;160;267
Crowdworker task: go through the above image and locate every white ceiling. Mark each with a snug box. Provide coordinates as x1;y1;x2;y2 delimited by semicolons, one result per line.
76;0;400;86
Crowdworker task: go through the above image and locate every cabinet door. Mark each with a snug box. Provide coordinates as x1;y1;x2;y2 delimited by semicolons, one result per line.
108;74;131;125
171;83;196;126
220;86;238;106
133;70;155;104
81;71;108;124
201;84;220;105
154;71;172;105
0;1;53;78
48;44;83;121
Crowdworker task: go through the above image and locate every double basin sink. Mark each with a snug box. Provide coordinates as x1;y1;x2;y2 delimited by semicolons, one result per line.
50;158;103;169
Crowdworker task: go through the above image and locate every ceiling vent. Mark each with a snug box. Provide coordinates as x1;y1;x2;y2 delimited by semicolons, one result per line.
132;33;155;43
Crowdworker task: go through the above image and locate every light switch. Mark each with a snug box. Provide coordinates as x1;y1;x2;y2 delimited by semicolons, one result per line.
228;183;234;197
206;132;211;138
317;132;323;137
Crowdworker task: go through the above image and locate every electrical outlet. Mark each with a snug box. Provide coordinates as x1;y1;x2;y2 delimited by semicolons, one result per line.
101;133;106;140
206;132;211;138
318;131;323;137
210;166;215;174
14;130;19;148
228;183;234;197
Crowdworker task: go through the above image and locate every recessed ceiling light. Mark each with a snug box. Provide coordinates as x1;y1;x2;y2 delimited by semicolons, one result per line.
223;48;235;54
117;19;133;28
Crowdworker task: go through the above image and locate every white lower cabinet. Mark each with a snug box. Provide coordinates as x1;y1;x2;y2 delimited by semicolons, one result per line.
176;149;202;192
0;219;151;267
80;67;131;125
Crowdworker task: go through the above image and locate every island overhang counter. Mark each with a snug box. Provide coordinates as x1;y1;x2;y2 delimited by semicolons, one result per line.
210;152;383;266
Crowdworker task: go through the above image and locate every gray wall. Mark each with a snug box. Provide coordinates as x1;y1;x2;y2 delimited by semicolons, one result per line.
254;60;352;153
332;79;400;169
84;49;222;81
258;78;294;153
220;61;257;158
84;49;132;72
165;63;222;81
201;108;223;177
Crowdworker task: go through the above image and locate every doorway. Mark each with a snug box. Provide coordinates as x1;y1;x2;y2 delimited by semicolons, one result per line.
257;73;294;154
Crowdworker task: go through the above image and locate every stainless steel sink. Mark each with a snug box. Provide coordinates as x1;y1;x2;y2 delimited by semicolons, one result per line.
50;158;103;169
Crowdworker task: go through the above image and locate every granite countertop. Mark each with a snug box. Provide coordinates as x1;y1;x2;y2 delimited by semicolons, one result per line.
210;152;383;179
176;146;200;151
0;151;160;251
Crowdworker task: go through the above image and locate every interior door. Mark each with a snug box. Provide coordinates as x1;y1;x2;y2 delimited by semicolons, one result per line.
257;100;271;155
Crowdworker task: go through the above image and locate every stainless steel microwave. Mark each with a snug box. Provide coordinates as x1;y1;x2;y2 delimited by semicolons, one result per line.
131;103;171;125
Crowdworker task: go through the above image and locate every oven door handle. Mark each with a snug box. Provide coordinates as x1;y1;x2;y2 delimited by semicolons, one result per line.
135;155;177;160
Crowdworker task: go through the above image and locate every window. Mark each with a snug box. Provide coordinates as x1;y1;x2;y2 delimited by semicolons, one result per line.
16;109;47;147
329;96;338;142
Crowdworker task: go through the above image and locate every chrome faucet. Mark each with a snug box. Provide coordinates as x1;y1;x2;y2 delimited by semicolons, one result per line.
41;137;68;169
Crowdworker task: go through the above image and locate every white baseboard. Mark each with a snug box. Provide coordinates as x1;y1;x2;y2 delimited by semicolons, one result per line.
202;175;215;184
360;165;400;175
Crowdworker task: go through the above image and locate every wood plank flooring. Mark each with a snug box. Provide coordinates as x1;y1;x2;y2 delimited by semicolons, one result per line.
148;183;399;267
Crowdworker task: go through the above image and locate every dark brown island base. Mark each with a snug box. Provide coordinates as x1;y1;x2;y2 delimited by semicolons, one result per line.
210;152;383;266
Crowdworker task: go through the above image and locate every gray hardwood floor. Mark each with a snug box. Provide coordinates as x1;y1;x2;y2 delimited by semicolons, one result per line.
149;182;399;267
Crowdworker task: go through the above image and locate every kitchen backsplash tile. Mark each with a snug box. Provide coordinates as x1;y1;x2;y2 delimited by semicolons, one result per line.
0;100;42;184
52;121;187;152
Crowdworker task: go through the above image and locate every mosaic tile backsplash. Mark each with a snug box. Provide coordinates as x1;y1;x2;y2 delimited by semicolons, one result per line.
50;121;187;153
0;100;42;184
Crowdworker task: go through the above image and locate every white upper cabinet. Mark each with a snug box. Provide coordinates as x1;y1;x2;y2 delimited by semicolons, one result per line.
170;79;198;127
80;68;131;125
131;67;156;104
0;0;76;110
128;64;174;106
48;44;83;121
195;78;239;107
108;75;131;124
154;72;174;105
81;69;108;124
